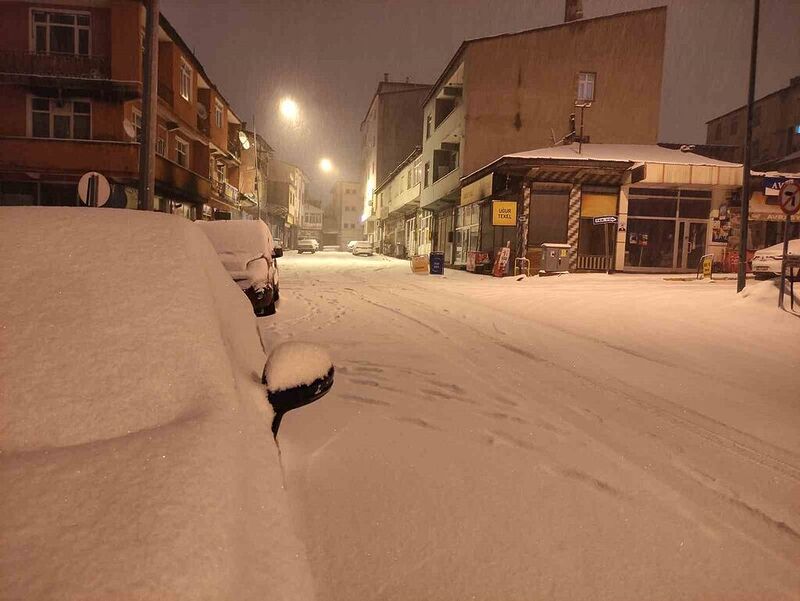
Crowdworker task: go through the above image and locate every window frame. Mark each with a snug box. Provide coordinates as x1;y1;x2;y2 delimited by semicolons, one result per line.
214;100;224;129
576;71;596;103
132;108;143;142
179;59;193;102
175;136;189;168
31;8;91;56
29;96;91;140
156;125;167;156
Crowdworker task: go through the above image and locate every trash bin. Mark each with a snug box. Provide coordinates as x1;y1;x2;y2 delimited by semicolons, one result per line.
540;243;571;274
429;251;445;275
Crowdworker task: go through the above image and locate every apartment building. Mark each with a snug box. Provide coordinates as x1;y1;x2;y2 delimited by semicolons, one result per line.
331;180;362;247
359;77;432;243
706;75;800;173
238;130;274;220
0;1;252;221
372;147;433;257
418;7;667;265
299;202;323;243
266;159;307;248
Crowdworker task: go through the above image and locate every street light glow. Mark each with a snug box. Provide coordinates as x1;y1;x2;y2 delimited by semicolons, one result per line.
279;97;300;122
319;158;333;173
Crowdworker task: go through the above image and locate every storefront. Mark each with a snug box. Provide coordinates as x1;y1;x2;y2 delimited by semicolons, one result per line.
458;144;744;275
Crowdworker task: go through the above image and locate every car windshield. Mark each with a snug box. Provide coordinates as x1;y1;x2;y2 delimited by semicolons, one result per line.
3;1;800;600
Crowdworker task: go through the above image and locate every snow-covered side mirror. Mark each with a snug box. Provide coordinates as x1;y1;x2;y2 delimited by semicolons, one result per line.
262;342;334;436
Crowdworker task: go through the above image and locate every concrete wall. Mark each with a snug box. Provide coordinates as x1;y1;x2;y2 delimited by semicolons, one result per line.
376;88;429;185
462;7;667;175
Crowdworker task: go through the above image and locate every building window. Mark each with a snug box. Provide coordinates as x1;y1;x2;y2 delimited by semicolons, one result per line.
426;114;432;139
214;161;225;182
214;100;223;128
730;118;738;136
179;60;192;102
175;137;189;167
576;72;596;102
132;109;142;141
156;126;167;156
31;97;90;139
32;10;90;56
424;162;430;187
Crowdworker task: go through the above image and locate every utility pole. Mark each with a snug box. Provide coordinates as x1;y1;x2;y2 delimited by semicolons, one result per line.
138;0;159;211
737;0;760;293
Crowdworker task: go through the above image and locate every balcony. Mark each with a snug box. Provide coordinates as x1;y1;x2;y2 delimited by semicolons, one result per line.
227;130;241;160
0;51;139;99
0;50;109;78
155;155;211;204
213;179;239;204
0;136;138;178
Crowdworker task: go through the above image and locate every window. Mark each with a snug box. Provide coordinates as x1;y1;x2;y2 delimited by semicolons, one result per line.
132;109;142;141
214;161;225;182
32;10;90;56
214;100;223;128
156;126;167;156
424;162;430;187
31;97;90;139
426;114;432;139
175;137;189;167
576;72;595;102
179;60;192;102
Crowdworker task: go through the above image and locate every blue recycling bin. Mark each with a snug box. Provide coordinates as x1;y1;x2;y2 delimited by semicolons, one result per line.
429;251;445;275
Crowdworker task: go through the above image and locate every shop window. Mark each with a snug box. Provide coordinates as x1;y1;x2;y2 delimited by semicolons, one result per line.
628;197;677;218
0;182;37;206
33;10;90;56
576;72;595;102
678;196;711;219
31;97;91;140
40;183;78;206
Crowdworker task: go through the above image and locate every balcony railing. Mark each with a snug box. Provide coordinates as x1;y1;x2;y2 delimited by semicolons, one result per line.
0;51;109;79
213;179;239;204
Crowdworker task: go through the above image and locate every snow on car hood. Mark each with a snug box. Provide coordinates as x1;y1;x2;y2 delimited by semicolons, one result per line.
753;238;800;257
0;207;314;600
195;219;274;272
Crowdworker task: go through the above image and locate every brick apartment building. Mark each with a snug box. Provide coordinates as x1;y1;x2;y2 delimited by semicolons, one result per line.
0;0;255;219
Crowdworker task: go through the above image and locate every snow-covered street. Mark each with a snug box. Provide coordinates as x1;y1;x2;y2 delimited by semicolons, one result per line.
263;252;800;601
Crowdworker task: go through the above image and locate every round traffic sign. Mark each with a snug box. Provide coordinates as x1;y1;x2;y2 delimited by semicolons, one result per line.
778;181;800;216
78;171;111;207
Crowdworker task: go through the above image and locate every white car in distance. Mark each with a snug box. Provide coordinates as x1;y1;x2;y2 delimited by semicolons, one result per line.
352;240;374;257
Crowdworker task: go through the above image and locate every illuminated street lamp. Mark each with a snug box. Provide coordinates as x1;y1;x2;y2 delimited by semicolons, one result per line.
319;158;333;174
279;97;300;123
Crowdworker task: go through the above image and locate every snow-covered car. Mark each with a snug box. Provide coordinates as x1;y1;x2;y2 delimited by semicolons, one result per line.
750;238;800;279
352;240;374;256
297;238;319;254
0;207;333;600
345;240;359;252
196;219;281;316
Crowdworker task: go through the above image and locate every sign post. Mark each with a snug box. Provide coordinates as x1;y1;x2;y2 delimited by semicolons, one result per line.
78;171;111;207
777;181;800;308
592;215;617;274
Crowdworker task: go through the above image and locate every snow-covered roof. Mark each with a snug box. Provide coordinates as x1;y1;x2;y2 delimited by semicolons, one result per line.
503;143;742;168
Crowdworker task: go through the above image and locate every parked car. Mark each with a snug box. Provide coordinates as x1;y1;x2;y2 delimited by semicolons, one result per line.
750;239;800;279
345;240;359;252
0;207;333;600
352;240;374;256
196;220;281;316
297;239;319;254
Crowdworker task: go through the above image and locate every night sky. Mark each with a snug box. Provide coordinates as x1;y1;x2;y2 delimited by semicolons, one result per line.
159;0;800;200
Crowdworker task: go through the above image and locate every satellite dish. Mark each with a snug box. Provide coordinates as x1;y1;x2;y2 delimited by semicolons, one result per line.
238;130;251;150
196;103;208;120
123;119;136;139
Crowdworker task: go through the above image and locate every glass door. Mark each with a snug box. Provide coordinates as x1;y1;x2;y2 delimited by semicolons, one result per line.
675;221;707;270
